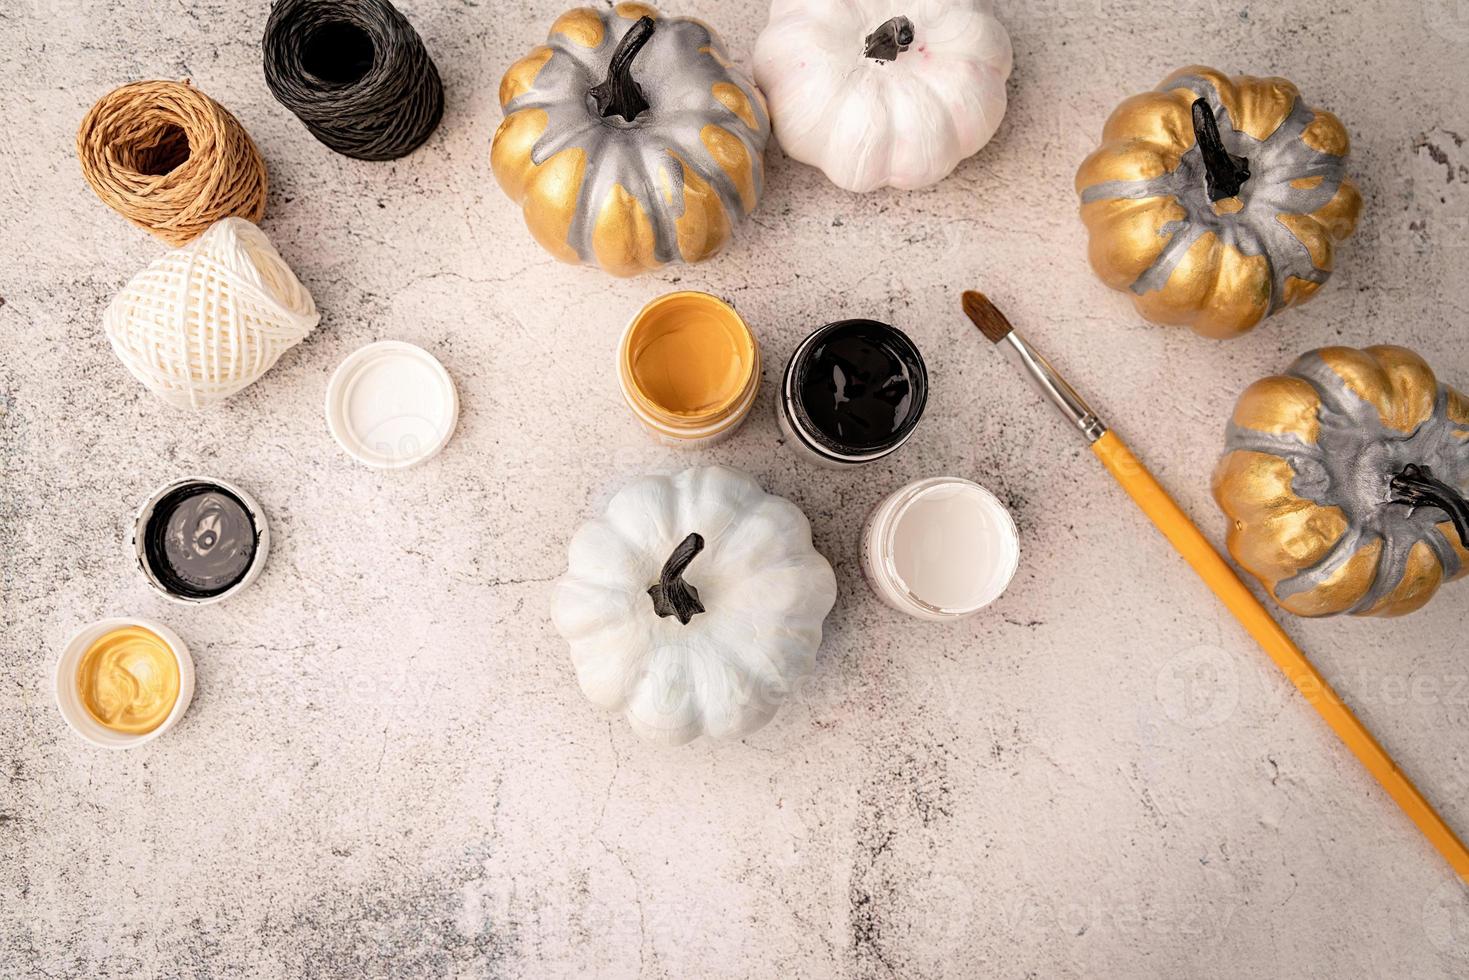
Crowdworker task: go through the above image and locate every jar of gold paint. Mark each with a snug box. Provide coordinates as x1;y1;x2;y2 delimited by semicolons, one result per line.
54;618;195;748
617;291;760;447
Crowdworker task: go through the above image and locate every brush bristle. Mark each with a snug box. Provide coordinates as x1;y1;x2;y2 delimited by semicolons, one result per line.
961;290;1013;344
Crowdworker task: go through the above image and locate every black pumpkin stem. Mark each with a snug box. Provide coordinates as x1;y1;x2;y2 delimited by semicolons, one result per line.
648;532;707;625
1391;463;1469;547
590;15;655;122
863;16;914;62
1191;98;1252;202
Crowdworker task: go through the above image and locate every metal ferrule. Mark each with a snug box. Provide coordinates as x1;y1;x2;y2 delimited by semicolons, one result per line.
998;332;1107;443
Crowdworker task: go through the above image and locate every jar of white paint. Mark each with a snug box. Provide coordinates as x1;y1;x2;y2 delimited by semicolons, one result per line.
860;477;1020;621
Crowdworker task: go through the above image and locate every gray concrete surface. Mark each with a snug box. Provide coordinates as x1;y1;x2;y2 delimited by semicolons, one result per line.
3;0;1469;976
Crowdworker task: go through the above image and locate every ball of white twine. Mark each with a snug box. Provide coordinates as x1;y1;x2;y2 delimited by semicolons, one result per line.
105;218;320;409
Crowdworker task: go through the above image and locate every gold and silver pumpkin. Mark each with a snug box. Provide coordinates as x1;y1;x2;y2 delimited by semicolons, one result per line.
1075;67;1362;339
1213;346;1469;618
491;5;770;277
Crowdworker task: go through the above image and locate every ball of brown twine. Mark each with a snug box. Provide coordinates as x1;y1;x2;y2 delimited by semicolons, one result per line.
262;0;444;162
77;80;268;247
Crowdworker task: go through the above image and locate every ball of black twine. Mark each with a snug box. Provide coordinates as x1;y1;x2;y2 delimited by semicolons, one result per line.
262;0;444;161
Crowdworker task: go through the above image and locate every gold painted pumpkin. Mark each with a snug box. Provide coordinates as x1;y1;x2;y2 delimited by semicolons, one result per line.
1075;67;1362;339
1213;346;1469;617
491;5;770;277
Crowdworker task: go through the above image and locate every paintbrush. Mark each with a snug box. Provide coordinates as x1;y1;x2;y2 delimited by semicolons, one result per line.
961;289;1469;882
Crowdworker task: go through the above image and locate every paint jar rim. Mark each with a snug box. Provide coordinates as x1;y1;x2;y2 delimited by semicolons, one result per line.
133;476;271;605
781;318;928;464
618;291;761;438
53;617;196;749
864;476;1020;620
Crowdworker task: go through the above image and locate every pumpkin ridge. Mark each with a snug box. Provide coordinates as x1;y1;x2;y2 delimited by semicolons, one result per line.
1223;422;1322;462
634;151;682;262
1130;217;1209;296
1274;524;1374;602
1348;520;1432;613
887;68;966;180
658;112;759;213
1423;525;1465;582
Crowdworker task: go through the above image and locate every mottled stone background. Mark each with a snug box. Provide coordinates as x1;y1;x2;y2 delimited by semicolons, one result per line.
3;0;1468;976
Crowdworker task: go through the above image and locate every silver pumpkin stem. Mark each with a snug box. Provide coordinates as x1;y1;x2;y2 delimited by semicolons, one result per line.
863;16;914;62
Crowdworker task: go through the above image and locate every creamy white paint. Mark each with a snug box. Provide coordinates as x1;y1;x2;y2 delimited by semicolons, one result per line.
862;477;1019;620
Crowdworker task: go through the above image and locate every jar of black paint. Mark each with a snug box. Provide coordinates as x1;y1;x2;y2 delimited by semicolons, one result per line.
778;319;929;467
133;477;270;604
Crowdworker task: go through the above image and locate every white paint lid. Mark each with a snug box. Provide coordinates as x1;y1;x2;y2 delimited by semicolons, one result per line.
326;341;458;469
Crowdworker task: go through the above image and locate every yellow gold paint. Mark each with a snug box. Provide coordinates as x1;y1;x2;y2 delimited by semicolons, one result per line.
1277;212;1334;270
1447;388;1469;431
613;2;659;20
1192;246;1271;338
592;184;660;277
1161;68;1302;143
1161;66;1241;126
1075;142;1175;190
1301;109;1351;156
1133;231;1223;324
499;47;553;108
1079;197;1185;289
1101;91;1194;148
1231;376;1322;443
712;82;759;131
1290;175;1325;191
622;292;755;425
700;44;736;71
1225;74;1299;142
76;626;180;735
490;110;588;265
666;153;730;261
490;108;550;200
550;8;605;48
1317;346;1437;434
1212;451;1347;587
1310;179;1363;241
1277;539;1382;617
1279;276;1322;310
1439;520;1469;576
700;125;757;213
1371;345;1441;431
1212;197;1244;215
1364;541;1444;617
523;151;587;265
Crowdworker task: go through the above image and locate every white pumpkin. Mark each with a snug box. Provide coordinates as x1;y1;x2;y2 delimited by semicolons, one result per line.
552;466;837;746
752;0;1012;192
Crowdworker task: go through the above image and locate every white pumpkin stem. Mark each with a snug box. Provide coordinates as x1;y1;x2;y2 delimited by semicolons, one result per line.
648;532;707;625
862;16;914;62
1391;464;1469;547
1191;99;1252;202
589;15;655;122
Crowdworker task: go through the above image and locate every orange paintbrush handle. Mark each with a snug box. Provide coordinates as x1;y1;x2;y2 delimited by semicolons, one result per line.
1092;429;1469;882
